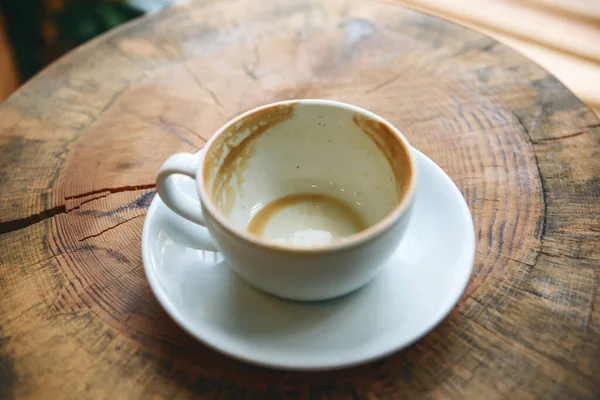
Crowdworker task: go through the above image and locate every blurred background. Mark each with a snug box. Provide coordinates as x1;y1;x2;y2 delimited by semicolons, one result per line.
0;0;599;115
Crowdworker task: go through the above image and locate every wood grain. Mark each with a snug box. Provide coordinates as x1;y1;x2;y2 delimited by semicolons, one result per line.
0;0;598;398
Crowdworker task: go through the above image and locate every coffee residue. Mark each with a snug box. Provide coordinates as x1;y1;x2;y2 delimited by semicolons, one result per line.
352;115;412;199
247;193;366;238
203;103;297;216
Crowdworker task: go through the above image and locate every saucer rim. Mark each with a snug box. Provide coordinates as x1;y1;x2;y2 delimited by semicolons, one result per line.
141;147;475;370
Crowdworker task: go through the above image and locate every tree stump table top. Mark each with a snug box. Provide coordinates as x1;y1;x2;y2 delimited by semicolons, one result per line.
0;0;598;398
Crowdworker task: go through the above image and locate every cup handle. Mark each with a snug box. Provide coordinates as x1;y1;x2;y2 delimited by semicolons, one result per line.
156;151;218;252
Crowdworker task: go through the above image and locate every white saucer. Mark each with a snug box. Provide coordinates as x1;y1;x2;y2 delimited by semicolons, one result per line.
142;147;475;370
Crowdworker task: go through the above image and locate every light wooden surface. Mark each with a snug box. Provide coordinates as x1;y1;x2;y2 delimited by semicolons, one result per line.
0;0;599;398
2;0;599;113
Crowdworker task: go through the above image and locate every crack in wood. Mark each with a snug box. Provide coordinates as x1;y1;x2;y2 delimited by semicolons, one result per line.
5;303;42;325
532;129;588;143
157;117;206;142
146;118;198;148
448;40;498;59
183;64;225;117
78;215;144;242
511;111;547;269
364;72;403;94
78;192;156;218
73;192;111;208
0;185;156;236
65;184;155;200
27;245;88;274
243;39;262;81
96;84;130;120
243;65;258;81
98;263;143;292
0;205;67;235
538;250;589;262
505;256;535;268
478;42;498;53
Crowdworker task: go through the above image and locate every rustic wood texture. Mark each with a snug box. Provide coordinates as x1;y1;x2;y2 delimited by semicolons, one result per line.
0;0;598;398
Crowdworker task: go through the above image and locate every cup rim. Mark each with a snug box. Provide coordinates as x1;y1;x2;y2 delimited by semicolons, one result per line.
197;99;417;254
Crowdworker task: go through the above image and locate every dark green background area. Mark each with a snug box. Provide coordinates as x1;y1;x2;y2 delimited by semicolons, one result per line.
1;0;143;81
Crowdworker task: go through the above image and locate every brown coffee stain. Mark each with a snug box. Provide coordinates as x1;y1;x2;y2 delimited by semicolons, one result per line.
203;103;296;216
246;193;366;238
352;115;413;199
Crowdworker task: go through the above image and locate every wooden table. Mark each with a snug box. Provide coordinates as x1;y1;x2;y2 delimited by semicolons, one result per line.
1;0;598;398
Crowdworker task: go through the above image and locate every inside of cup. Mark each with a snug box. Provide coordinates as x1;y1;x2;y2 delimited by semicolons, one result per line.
202;101;413;247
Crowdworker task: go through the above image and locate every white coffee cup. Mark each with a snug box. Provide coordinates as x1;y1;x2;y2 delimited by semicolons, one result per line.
156;100;416;301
